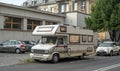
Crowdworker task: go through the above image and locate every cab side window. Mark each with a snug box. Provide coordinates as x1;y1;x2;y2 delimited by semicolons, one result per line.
113;43;117;47
58;38;64;45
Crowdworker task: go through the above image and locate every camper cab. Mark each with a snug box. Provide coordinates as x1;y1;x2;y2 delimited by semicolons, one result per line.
30;25;94;63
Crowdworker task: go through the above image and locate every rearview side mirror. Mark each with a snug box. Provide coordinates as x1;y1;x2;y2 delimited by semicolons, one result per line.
0;44;3;46
113;45;116;47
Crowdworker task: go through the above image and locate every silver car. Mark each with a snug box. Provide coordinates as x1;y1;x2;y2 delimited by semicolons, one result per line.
0;40;26;54
96;41;120;56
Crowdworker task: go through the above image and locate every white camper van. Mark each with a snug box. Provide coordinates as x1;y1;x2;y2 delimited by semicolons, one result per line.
30;25;94;63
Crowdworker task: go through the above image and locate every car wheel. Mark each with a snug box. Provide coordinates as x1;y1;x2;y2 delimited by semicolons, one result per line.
78;54;84;60
96;54;100;56
117;51;120;55
34;59;40;62
52;54;59;63
15;49;21;54
22;51;25;53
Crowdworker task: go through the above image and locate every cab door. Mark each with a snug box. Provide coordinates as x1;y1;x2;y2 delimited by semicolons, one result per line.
57;37;68;57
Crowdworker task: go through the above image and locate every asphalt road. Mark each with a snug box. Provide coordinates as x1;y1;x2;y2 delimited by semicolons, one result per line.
0;55;120;71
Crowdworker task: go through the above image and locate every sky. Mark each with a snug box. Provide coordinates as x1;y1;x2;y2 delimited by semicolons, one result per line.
0;0;26;5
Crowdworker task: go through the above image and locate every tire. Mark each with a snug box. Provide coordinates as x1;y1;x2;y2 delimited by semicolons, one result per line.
15;49;21;54
22;51;25;53
78;53;85;60
110;51;113;56
96;54;100;56
34;59;40;62
117;51;120;55
80;55;84;60
52;54;59;63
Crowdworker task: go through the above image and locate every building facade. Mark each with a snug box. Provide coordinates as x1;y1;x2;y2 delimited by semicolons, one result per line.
65;12;89;27
23;0;56;7
23;0;96;14
0;3;65;43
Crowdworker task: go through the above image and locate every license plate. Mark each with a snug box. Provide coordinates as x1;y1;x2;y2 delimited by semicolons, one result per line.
35;54;43;56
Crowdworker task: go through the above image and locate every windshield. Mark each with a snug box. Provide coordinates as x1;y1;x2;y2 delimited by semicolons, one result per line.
40;36;57;44
99;43;113;47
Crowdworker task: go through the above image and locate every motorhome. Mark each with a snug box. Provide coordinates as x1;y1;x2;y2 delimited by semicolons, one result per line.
30;25;95;63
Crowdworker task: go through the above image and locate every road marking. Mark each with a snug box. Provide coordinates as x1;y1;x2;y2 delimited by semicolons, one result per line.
93;63;120;71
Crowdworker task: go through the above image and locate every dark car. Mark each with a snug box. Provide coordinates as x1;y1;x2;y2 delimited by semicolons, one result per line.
0;40;26;54
22;41;36;52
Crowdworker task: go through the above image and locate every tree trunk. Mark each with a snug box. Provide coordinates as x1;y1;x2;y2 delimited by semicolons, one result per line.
109;30;120;42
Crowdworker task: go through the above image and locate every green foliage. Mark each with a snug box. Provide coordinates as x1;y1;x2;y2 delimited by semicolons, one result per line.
23;58;35;63
85;0;120;32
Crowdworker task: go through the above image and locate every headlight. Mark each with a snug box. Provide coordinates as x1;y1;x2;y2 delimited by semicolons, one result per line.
44;50;49;54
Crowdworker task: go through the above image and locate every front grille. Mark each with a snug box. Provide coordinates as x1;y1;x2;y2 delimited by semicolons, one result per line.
33;49;45;54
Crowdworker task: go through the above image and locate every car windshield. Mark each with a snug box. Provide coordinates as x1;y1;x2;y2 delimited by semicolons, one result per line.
99;43;113;47
40;36;57;44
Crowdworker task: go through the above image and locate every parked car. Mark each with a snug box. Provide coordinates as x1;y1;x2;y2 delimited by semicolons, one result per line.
22;41;36;52
96;41;120;56
0;40;26;54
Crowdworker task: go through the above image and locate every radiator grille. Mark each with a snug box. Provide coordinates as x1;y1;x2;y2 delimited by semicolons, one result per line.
33;49;45;54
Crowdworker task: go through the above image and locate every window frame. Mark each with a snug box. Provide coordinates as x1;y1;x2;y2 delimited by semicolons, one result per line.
61;4;65;12
88;35;93;42
81;0;86;10
27;19;42;30
66;4;69;12
74;2;78;11
4;16;22;30
69;34;80;44
82;35;87;42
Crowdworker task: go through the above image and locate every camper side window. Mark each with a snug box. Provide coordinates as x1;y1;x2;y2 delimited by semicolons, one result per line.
88;36;93;42
69;35;80;44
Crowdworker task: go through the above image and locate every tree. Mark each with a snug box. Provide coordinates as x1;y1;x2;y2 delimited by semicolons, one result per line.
85;0;120;42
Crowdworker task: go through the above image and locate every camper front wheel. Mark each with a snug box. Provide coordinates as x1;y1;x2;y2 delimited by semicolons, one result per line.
52;54;59;63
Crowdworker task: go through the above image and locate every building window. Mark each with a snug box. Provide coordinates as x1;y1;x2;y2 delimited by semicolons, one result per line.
53;22;58;25
81;0;86;10
66;4;69;12
27;19;42;30
31;1;34;5
45;21;58;25
23;2;28;6
4;16;22;30
33;1;37;5
69;35;80;44
74;3;78;11
43;0;48;3
61;5;65;12
46;21;51;25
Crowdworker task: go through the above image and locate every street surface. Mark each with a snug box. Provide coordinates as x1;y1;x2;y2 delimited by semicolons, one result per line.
0;53;29;67
0;54;120;71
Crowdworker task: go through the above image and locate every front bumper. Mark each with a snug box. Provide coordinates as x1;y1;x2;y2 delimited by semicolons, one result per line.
30;53;52;61
96;51;109;55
